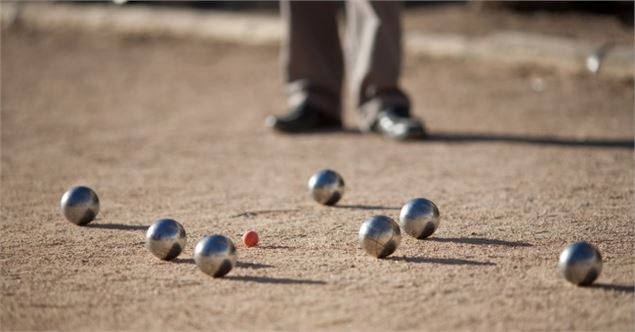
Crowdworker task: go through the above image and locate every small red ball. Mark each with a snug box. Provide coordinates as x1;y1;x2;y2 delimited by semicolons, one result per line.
242;230;259;247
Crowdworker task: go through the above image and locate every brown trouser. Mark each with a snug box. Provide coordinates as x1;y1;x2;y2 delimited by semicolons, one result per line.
281;0;410;130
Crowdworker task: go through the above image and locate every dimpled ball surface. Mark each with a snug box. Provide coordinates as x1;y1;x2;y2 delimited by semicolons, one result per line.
399;198;440;239
194;235;237;278
145;219;187;261
559;241;602;286
308;169;345;205
60;186;100;225
359;215;401;258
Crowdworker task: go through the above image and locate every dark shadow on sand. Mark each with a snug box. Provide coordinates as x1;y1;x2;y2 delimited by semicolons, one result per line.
85;223;148;231
389;256;496;266
172;258;195;265
225;275;326;285
170;259;275;271
169;260;274;270
278;127;361;135
274;129;633;150
258;245;295;250
237;262;274;269
591;283;634;293
229;209;298;218
334;204;400;211
426;132;633;149
428;237;533;247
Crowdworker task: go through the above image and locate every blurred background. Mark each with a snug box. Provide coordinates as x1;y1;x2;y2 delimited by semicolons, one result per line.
1;1;633;138
3;1;632;72
2;0;633;147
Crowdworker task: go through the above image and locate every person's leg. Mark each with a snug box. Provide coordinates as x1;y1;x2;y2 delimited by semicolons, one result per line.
266;1;344;132
346;0;425;139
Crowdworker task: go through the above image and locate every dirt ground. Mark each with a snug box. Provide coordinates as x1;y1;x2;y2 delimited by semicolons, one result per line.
1;20;634;331
403;3;633;45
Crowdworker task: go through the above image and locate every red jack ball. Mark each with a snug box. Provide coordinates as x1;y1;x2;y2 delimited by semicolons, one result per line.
242;230;259;247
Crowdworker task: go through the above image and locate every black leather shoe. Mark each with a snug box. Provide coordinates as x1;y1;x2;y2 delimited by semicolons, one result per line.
372;107;426;140
265;103;342;133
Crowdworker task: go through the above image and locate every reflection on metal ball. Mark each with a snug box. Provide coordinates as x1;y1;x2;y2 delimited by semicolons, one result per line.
399;198;440;239
308;169;345;205
559;241;602;286
194;235;237;278
359;215;401;258
145;219;186;261
60;186;100;225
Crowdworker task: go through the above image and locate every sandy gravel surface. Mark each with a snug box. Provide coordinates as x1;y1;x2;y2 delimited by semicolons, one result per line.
1;27;633;331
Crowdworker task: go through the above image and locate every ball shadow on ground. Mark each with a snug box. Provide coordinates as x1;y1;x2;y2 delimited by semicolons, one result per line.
257;245;296;250
172;258;195;264
427;237;533;247
170;259;320;284
170;260;274;270
85;223;148;231
334;204;400;211
237;262;274;269
590;283;635;294
229;209;298;218
388;256;496;266
225;275;326;285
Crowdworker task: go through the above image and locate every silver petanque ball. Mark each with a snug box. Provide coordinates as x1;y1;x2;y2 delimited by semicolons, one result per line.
559;241;602;286
308;169;345;205
60;186;100;226
359;215;401;258
194;235;237;278
145;219;186;261
399;198;440;239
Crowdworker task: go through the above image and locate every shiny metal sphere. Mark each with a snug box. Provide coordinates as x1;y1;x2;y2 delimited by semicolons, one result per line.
359;215;401;258
194;235;237;278
145;219;186;261
399;198;440;239
559;241;602;286
60;186;100;225
308;169;345;205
